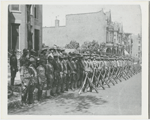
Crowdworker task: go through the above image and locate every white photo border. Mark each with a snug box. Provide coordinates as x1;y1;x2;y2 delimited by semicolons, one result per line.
1;0;148;119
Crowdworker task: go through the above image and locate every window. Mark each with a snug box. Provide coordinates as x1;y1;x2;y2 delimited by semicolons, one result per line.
34;5;38;19
11;5;20;11
30;5;33;15
11;24;20;50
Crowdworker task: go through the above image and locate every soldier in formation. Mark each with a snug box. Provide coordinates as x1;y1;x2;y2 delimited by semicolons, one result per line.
13;46;141;105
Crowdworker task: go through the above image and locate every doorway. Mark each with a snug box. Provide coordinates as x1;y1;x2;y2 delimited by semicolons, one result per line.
11;23;19;50
34;29;39;51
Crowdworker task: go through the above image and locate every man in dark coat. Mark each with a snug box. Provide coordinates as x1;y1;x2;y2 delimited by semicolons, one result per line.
10;50;18;86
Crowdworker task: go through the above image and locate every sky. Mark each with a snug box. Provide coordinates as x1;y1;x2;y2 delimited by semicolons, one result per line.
43;5;141;35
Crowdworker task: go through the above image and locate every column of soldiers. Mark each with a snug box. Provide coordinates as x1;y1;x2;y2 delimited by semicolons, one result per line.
10;47;141;105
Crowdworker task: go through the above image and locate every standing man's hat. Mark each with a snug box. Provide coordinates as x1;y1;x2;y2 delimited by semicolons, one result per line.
23;48;28;54
41;48;48;54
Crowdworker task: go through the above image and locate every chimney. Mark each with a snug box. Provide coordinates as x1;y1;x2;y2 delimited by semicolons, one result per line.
55;19;59;27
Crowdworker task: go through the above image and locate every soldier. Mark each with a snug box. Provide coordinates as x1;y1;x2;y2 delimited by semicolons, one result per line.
78;54;89;94
90;55;96;89
53;53;61;95
84;55;91;92
76;54;84;88
30;49;37;58
102;56;111;88
110;57;118;84
19;49;30;105
73;55;78;89
107;57;116;85
36;58;47;101
20;49;29;67
10;50;18;86
120;58;128;80
70;55;77;91
27;57;38;104
98;56;106;88
59;55;65;93
67;54;74;90
95;56;104;89
39;48;48;65
85;55;98;93
63;54;68;91
46;55;54;97
113;57;121;82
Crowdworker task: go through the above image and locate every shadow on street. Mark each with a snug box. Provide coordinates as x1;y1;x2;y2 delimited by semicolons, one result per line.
54;93;108;113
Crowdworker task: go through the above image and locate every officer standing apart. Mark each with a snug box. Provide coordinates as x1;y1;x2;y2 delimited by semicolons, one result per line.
10;50;18;86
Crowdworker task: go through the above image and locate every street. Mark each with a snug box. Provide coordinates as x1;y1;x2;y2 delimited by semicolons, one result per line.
9;73;141;115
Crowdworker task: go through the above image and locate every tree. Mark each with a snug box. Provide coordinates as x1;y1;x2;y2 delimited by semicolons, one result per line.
81;40;100;53
65;40;80;49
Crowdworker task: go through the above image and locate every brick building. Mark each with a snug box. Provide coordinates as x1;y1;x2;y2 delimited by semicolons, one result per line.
43;10;108;47
8;5;43;52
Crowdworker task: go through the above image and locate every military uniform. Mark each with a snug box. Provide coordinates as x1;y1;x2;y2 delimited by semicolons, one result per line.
19;49;30;104
10;51;18;86
53;54;61;95
59;56;65;93
95;57;105;89
28;60;37;104
37;61;47;101
63;56;68;91
66;56;73;90
46;56;54;97
79;55;89;93
102;57;111;88
76;55;84;88
70;57;77;90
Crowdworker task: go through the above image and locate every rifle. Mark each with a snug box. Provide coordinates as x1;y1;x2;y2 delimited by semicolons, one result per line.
78;68;98;94
78;72;88;94
104;61;115;86
95;69;105;90
114;62;123;82
87;68;98;93
109;61;118;84
101;61;110;88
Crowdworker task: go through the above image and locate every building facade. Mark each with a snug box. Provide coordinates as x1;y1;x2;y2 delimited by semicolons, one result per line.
8;5;43;52
43;9;136;57
137;34;142;62
131;34;142;61
43;10;108;47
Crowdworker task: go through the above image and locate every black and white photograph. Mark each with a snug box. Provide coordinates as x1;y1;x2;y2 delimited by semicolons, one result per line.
0;0;149;118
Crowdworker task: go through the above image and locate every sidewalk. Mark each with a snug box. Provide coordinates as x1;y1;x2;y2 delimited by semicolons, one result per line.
8;71;21;85
8;71;47;110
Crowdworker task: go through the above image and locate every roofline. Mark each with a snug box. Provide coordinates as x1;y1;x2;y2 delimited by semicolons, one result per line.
66;10;104;17
124;33;132;35
43;26;66;28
